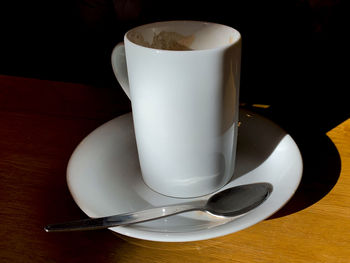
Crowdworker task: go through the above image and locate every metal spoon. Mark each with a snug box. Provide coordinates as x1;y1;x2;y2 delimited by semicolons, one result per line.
45;182;272;232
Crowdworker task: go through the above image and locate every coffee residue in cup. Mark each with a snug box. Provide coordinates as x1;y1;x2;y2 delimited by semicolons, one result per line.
150;31;194;50
129;31;194;51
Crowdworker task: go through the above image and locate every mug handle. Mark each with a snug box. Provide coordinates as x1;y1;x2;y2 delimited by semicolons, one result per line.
111;43;131;100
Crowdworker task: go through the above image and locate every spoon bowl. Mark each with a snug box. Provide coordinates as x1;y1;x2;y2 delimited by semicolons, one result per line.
206;183;273;216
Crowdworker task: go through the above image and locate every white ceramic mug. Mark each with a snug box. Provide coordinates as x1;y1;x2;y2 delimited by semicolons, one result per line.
111;21;241;198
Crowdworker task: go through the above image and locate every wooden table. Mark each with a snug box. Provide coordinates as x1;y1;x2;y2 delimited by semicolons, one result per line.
1;75;349;262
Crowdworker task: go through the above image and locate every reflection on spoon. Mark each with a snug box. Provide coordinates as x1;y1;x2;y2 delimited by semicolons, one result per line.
45;183;272;232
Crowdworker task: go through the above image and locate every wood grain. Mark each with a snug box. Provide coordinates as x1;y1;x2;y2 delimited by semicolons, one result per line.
0;75;349;262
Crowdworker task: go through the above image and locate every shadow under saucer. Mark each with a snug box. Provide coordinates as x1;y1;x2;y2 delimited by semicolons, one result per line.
268;132;341;219
241;106;342;220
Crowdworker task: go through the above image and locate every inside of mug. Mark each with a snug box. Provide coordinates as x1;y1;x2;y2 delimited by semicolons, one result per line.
126;21;240;51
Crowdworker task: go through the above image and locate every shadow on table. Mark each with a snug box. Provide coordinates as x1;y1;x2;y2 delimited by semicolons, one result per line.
270;132;341;219
246;105;345;220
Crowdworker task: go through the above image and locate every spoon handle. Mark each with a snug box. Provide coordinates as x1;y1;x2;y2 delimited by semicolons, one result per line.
45;201;204;232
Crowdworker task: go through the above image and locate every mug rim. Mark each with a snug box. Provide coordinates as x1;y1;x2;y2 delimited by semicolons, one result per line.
124;20;241;53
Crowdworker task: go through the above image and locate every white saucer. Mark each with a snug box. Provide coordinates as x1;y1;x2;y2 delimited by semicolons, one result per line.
67;109;303;242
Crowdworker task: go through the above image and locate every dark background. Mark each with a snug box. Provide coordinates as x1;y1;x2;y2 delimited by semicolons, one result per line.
1;0;348;131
